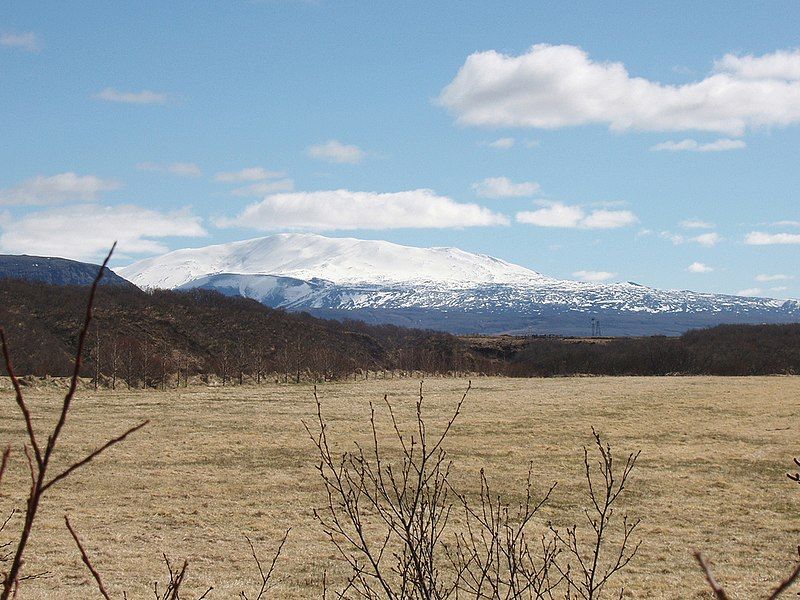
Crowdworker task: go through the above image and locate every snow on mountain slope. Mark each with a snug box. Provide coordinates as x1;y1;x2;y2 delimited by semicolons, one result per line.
116;233;547;288
116;233;800;336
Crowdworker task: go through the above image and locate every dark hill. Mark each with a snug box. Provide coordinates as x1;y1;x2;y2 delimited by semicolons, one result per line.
0;255;135;288
0;279;472;383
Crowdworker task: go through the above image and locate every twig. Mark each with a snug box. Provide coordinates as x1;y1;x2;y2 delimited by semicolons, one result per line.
64;516;112;600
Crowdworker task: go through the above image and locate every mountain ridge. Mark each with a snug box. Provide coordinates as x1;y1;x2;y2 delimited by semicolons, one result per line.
116;234;800;336
0;254;135;288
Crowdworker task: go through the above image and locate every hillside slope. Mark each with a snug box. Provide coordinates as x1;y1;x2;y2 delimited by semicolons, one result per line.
0;280;471;381
0;254;135;288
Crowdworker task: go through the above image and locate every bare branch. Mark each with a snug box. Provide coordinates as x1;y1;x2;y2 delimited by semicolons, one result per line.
43;420;149;492
64;516;112;600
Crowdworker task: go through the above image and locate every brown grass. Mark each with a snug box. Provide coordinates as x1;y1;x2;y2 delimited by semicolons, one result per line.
0;375;798;598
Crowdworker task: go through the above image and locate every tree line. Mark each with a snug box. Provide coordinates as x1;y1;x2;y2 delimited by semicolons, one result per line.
0;279;482;386
1;278;798;385
469;323;800;376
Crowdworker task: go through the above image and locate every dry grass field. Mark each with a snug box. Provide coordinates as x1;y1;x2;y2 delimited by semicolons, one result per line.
0;375;798;598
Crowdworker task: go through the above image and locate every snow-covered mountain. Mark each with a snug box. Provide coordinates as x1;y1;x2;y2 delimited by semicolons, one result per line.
117;234;800;336
117;233;544;288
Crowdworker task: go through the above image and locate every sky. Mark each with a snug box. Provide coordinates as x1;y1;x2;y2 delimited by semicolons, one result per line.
1;1;799;298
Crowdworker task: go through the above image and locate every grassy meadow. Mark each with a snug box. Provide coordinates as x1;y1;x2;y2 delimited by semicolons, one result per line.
0;376;798;598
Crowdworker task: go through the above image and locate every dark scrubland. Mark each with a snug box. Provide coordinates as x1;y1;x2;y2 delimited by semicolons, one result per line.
0;278;798;383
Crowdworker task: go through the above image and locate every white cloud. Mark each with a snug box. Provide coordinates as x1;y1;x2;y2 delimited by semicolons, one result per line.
714;49;800;81
516;202;637;229
137;162;202;178
216;189;508;231
95;88;167;105
772;220;800;227
307;140;365;164
572;270;616;282
230;179;295;197
737;287;764;297
1;31;39;52
770;286;789;293
472;176;540;198
0;204;206;261
214;167;286;183
692;232;723;247
660;230;722;246
650;138;746;152
687;262;713;273
438;44;800;135
680;219;714;229
488;137;515;149
0;172;121;206
745;231;800;245
756;273;794;282
581;209;638;229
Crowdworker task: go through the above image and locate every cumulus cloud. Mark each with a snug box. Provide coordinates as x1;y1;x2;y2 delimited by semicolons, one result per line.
0;204;206;261
660;231;722;246
516;202;637;229
0;172;121;206
745;231;800;245
1;31;39;51
472;177;540;198
756;273;794;282
714;49;800;81
307;140;365;164
214;167;286;183
737;287;764;296
95;88;167;105
488;137;515;149
687;262;713;273
438;44;800;135
650;138;746;152
230;179;295;197
216;189;508;231
572;270;616;282
680;219;714;229
137;162;202;178
692;232;723;247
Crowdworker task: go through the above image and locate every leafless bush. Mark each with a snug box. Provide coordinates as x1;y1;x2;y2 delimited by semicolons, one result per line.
448;467;561;599
307;383;640;600
307;382;467;599
551;429;640;600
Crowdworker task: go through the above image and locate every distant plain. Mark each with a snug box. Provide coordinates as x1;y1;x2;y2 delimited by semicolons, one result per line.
0;376;798;598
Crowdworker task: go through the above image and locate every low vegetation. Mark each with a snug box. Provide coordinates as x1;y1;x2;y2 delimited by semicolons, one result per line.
1;278;800;385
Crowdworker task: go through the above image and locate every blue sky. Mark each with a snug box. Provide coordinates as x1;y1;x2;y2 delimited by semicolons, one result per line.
1;1;799;297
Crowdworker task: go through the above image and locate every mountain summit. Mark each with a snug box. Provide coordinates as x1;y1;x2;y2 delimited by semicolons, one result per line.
117;234;800;336
116;233;545;288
